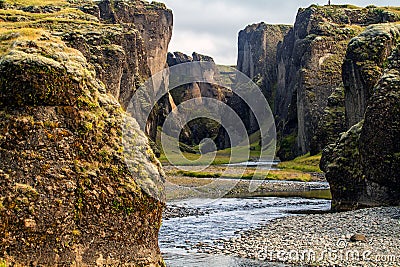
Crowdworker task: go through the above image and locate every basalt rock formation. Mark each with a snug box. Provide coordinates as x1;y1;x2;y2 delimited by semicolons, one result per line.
275;5;400;160
0;0;171;265
321;24;400;211
215;24;290;150
342;23;400;128
72;0;173;140
165;52;229;146
237;23;291;104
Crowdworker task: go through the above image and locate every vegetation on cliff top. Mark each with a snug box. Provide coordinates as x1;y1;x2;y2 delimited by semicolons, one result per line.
1;0;67;6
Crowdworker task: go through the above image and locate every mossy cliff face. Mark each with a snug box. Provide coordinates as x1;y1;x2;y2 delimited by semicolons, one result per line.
0;0;173;140
343;24;400;127
322;26;400;211
0;1;169;266
91;0;173;141
275;5;400;160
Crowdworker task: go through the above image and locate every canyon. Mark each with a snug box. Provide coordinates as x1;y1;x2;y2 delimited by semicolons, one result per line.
0;0;400;266
232;4;400;211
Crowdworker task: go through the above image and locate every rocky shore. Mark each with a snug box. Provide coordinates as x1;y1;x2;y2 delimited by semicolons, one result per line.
163;204;212;220
200;207;400;266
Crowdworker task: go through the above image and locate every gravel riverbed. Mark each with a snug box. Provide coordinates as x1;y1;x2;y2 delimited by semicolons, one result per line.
200;207;400;266
165;176;330;200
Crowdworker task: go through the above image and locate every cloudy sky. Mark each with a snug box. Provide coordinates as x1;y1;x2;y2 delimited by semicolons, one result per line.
160;0;399;65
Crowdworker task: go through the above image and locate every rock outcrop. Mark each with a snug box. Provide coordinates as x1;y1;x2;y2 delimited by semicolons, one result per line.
237;23;291;103
167;52;226;105
275;5;400;160
0;0;171;265
215;23;290;150
73;0;173;140
343;23;400;128
321;24;400;211
165;52;228;146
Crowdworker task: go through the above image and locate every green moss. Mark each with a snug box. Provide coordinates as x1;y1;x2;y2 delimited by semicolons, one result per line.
0;197;4;211
4;0;67;6
15;183;38;196
145;1;167;10
78;121;93;135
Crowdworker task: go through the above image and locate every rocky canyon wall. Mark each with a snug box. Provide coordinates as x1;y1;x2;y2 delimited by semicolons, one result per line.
0;0;172;265
215;23;290;150
321;23;400;211
274;5;400;160
165;52;229;147
237;23;291;104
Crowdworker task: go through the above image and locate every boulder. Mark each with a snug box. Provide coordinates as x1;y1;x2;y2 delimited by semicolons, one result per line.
321;31;400;210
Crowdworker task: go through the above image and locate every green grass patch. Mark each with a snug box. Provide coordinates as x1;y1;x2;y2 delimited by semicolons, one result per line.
168;169;312;182
4;0;67;6
233;189;332;200
158;128;268;166
159;144;262;166
174;170;221;178
278;153;322;173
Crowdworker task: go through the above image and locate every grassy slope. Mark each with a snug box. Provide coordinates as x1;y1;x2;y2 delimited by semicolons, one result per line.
3;0;68;6
277;153;322;173
158;130;264;165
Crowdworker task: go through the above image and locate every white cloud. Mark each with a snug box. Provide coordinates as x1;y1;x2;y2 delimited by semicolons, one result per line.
161;0;400;65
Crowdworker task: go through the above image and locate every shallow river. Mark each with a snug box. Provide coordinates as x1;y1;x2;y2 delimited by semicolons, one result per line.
159;196;331;266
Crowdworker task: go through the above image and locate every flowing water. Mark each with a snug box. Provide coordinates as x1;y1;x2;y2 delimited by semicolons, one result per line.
159;193;331;266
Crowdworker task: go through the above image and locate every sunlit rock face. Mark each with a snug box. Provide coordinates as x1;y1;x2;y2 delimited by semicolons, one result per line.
166;51;229;147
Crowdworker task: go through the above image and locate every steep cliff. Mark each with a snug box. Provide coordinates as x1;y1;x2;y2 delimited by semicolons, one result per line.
0;0;171;265
275;5;400;160
237;23;291;104
95;0;173;76
214;24;289;150
165;52;228;146
343;23;400;128
77;0;173;140
321;24;400;211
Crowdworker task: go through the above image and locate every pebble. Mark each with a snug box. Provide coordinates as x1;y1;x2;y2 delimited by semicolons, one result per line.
199;207;400;266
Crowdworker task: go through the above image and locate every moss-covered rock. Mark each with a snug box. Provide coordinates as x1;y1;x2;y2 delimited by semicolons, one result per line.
0;0;173;141
311;86;345;155
320;121;364;210
0;1;170;266
343;23;400;127
275;5;400;160
322;38;400;211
